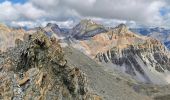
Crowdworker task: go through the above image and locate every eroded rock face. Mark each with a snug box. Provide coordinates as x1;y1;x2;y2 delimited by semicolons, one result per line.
95;31;170;84
0;30;100;100
71;23;170;84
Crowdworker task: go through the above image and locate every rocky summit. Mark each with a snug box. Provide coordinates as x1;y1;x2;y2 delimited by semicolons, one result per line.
0;29;100;100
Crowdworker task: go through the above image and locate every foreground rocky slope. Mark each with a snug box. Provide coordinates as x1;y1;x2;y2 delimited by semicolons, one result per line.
0;30;100;100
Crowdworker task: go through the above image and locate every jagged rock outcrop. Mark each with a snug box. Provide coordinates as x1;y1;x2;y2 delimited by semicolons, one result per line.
95;38;170;83
0;30;100;100
44;23;69;39
113;23;129;35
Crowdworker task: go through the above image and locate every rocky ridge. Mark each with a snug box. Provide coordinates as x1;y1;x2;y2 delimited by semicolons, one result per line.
71;23;170;84
0;29;100;100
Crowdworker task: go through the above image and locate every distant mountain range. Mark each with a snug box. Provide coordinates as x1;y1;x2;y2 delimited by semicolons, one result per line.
68;21;170;84
131;27;170;49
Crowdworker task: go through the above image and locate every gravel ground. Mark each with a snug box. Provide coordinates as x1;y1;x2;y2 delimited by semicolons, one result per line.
63;46;151;100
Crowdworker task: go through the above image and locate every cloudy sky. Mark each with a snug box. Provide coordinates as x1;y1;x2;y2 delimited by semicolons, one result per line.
0;0;170;28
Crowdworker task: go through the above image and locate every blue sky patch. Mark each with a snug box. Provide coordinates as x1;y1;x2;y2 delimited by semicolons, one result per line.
0;0;27;4
160;7;169;16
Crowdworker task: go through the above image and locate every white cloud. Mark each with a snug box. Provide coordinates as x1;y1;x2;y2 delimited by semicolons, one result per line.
0;1;46;22
0;0;169;28
0;1;19;21
11;21;37;28
30;0;59;9
15;3;46;20
40;20;75;28
74;0;165;26
10;19;75;29
29;0;167;26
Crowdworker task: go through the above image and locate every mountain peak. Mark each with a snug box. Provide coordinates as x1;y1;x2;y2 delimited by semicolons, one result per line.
80;19;96;25
117;23;127;28
71;19;106;39
113;23;129;35
46;23;59;28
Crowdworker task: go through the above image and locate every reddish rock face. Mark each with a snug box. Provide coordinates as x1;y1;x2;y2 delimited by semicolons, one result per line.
73;23;148;57
72;24;170;84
